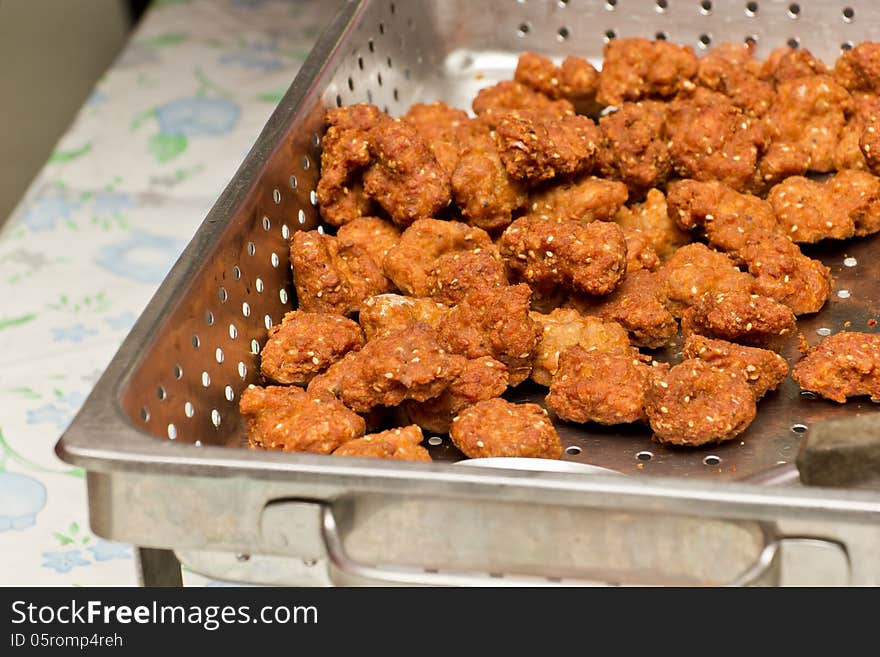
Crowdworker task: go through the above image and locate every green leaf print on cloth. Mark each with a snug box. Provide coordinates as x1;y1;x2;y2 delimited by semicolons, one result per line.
149;133;188;162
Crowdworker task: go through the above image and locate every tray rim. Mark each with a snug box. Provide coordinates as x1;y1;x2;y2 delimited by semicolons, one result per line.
54;0;880;522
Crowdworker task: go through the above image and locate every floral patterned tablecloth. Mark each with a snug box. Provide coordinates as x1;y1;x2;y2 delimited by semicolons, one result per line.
0;0;337;586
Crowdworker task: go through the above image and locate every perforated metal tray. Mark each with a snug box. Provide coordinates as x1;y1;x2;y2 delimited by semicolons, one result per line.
57;0;880;586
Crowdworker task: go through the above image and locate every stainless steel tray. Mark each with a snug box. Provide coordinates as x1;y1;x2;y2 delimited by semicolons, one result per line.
58;0;880;586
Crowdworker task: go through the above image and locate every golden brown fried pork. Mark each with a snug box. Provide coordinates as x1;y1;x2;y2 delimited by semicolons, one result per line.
406;356;509;433
382;218;497;297
740;233;832;316
307;324;464;413
665;88;768;193
332;425;431;462
451;126;528;232
358;294;448;341
645;359;757;446
529;308;631;387
658;243;754;317
667;179;780;260
526;175;628;223
834;93;880;171
597;37;698;106
792;331;880;403
450;398;562;459
290;230;392;316
514;51;601;114
597;100;672;195
437;283;541;386
682;334;789;400
614;189;691;261
315;103;380;226
402;101;474;179
494;109;600;183
260;311;364;386
335;215;400;266
362;114;452;227
240;385;365;453
472;80;575;128
761;75;850;177
680;290;797;345
568;269;677;349
768;170;880;242
834;42;880;95
546;345;656;426
761;46;829;84
426;250;508;306
697;42;774;116
499;217;627;296
622;228;661;273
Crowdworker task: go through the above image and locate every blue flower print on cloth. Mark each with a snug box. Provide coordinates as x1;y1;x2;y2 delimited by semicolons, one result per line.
21;190;81;232
50;324;99;343
87;540;133;562
156;97;241;138
94;231;186;284
92;191;136;217
219;42;285;71
41;550;91;574
0;472;47;531
26;390;88;429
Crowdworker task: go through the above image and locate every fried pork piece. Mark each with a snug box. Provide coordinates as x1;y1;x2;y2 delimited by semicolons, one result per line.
614;189;691;261
740;233;832;316
547;345;657;426
335;216;400;266
667;179;780;259
291;230;392;315
768;170;880;242
645;359;757;446
680;290;797;345
451;127;528;232
529;308;631;387
332;425;431;462
623;228;660;273
402;101;473;178
316;104;380;226
762;75;851;176
359;294;448;340
382;218;497;297
260;311;364;385
666;88;768;193
426;250;508;306
526;176;628;223
659;243;754;317
835;93;880;171
792;331;880;403
406;356;509;433
761;46;829;84
697;42;774;116
307;324;464;413
437;283;540;386
596;100;672;195
514;51;601;114
834;42;880;95
861;121;880;176
499;218;627;296
240;385;365;453
682;334;789;400
597;37;698;106
569;269;677;349
494;110;600;183
472;80;575;128
450;398;562;459
362;114;451;227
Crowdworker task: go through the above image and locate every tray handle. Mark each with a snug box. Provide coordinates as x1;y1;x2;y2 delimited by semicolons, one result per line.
319;505;781;587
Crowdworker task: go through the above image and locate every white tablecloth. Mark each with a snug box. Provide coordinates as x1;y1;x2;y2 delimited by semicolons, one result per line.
0;0;336;585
